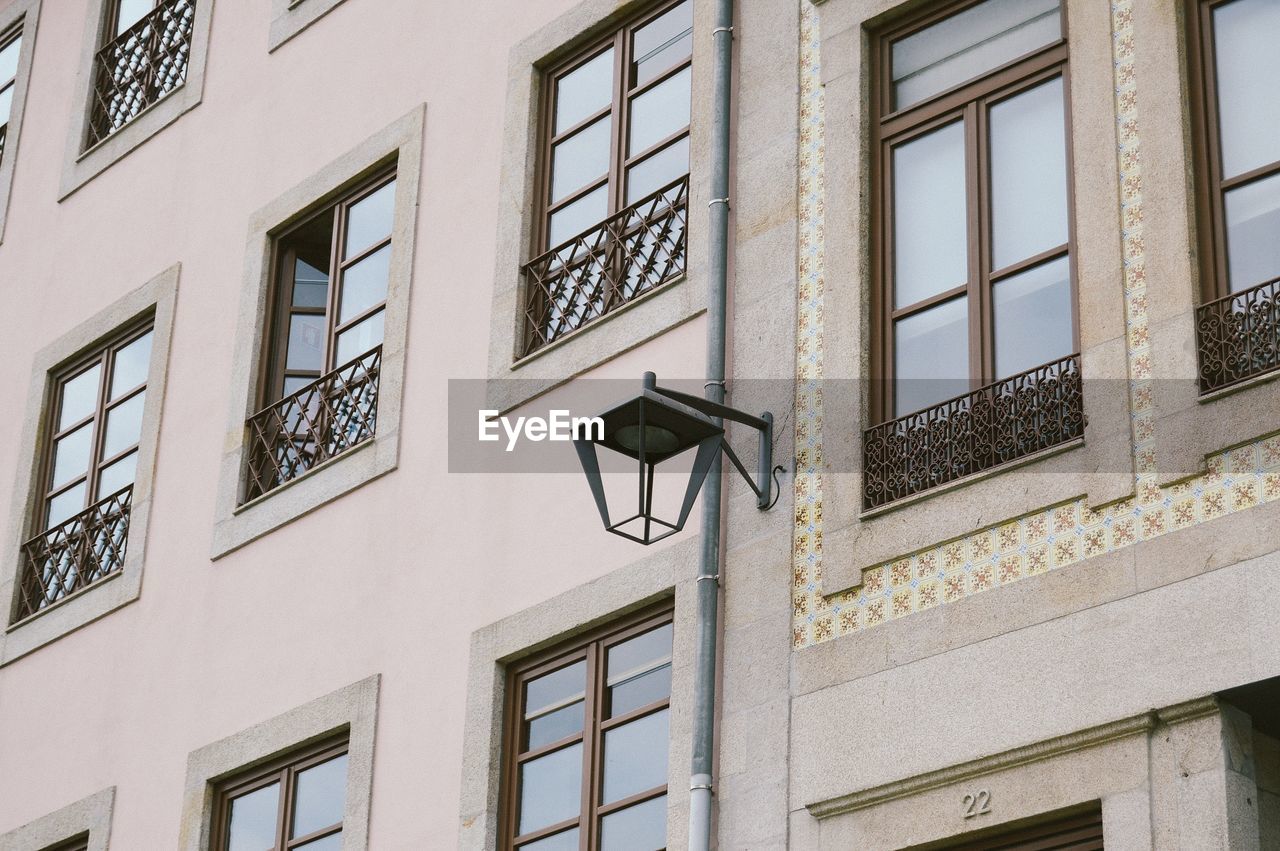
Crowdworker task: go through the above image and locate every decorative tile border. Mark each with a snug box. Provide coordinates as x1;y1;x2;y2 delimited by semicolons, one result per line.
790;0;1280;649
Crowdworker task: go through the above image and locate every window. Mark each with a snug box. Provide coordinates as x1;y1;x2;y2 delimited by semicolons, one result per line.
244;170;395;501
521;0;692;355
1188;0;1280;392
503;606;673;850
944;805;1102;849
16;320;153;621
864;0;1082;509
211;735;349;851
0;25;22;167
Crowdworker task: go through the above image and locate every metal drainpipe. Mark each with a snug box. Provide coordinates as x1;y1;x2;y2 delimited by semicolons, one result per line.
690;0;733;848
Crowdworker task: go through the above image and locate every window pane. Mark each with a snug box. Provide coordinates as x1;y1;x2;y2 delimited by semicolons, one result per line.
1225;171;1280;291
606;624;673;718
227;782;280;851
629;65;691;155
103;391;146;458
626;136;689;204
47;482;86;527
293;258;330;309
600;794;667;851
525;660;587;749
295;834;342;851
59;365;101;430
52;423;93;488
993;256;1073;378
0;85;11;127
291;753;348;839
1212;0;1280;179
97;450;138;499
551;115;611;203
556;48;615;134
990;78;1068;270
339;245;390;324
287;313;326;372
110;331;153;399
0;35;21;83
519;742;583;835
344;180;396;259
892;0;1061;109
548;184;608;247
283;375;313;397
115;0;153;34
602;708;669;804
894;296;969;417
335;310;384;365
893;121;967;308
519;827;579;851
633;0;693;85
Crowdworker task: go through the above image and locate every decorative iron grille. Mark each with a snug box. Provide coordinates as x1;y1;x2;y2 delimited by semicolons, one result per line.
17;486;132;621
863;354;1085;510
86;0;195;148
1196;275;1280;394
244;346;382;501
521;175;688;356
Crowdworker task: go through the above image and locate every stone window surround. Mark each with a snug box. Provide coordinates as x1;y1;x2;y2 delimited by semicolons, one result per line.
176;674;379;851
268;0;350;53
0;787;114;851
0;264;180;667
810;0;1135;593
484;0;717;415
58;0;215;200
0;0;41;245
209;105;424;560
458;538;699;851
1130;0;1280;487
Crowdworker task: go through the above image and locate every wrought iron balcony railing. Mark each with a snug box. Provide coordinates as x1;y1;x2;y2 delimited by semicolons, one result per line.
87;0;195;148
863;354;1084;510
1196;275;1280;394
17;486;132;621
521;175;688;356
244;346;382;501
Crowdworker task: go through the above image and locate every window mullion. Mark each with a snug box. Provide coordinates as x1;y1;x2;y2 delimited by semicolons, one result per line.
324;205;345;374
84;349;113;509
276;765;294;851
612;29;629;218
963;102;984;388
580;643;602;851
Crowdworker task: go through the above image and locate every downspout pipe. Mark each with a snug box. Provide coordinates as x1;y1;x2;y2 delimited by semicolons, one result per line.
690;0;733;848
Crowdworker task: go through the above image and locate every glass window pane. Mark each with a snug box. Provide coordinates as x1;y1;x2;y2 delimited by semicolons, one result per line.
293;258;330;309
556;47;615;134
115;0;153;34
893;121;967;308
110;331;153;399
993;255;1073;378
894;296;969;417
519;743;583;835
59;364;102;430
1212;0;1280;179
287;313;327;372
226;782;280;851
1226;171;1280;292
548;184;608;247
344;180;396;259
0;35;21;83
525;660;587;749
283;375;313;397
291;754;348;839
296;834;342;851
339;245;390;324
47;482;86;528
626;136;689;204
519;827;579;851
552;115;612;204
892;0;1061;109
600;795;667;851
606;624;673;718
990;78;1068;270
103;391;145;458
52;423;93;488
602;709;669;804
629;65;691;155
335;310;384;365
633;1;693;85
97;450;137;499
0;84;11;127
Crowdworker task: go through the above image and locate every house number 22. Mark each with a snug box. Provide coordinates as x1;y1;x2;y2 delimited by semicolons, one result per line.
961;790;992;819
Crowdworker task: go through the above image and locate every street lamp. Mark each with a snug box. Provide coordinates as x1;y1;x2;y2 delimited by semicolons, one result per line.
574;372;777;544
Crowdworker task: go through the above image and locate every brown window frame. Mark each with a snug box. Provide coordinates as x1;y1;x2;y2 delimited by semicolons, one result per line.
868;0;1080;426
500;601;674;851
532;0;692;257
210;732;349;851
